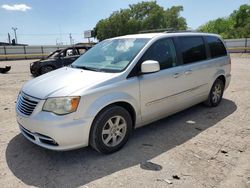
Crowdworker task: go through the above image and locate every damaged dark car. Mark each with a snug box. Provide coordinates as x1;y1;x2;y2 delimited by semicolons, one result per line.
30;45;91;76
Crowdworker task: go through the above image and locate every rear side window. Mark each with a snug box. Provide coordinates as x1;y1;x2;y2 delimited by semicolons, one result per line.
179;36;206;64
206;36;227;58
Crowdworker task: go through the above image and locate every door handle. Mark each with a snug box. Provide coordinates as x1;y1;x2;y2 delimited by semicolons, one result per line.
173;72;181;78
184;70;192;75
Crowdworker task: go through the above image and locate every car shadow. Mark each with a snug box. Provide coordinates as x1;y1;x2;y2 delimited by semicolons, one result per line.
6;99;237;187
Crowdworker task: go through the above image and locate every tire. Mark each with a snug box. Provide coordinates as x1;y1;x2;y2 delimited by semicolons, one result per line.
40;65;54;75
90;105;132;154
204;78;225;107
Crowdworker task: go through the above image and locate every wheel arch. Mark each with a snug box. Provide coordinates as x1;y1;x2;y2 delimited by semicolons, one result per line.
86;92;139;130
217;75;226;86
212;70;226;88
98;101;136;129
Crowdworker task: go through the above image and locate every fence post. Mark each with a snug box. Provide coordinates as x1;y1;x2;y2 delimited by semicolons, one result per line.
41;46;44;59
245;38;247;53
3;46;7;60
23;46;27;59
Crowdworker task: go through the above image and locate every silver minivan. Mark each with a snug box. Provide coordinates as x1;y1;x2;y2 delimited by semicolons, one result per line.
16;32;231;153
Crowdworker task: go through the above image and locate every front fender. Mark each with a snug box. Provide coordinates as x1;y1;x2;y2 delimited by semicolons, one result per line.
85;92;140;122
40;59;60;68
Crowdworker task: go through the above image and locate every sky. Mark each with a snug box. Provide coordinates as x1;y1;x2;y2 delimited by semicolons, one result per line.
0;0;249;45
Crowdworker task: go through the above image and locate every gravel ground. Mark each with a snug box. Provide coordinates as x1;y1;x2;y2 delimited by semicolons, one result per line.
0;54;250;188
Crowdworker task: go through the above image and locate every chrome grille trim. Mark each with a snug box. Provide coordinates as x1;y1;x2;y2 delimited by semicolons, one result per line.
17;92;40;116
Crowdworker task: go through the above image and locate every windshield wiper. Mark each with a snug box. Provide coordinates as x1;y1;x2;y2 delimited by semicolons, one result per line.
73;65;102;72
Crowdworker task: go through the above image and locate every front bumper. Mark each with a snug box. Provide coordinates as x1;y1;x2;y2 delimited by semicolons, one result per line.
30;62;40;76
16;109;93;151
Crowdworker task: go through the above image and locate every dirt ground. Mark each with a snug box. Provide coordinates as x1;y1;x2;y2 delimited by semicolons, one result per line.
0;54;250;188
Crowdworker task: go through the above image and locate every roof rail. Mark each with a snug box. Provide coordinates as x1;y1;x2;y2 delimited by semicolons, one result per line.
139;28;172;33
139;28;202;34
164;30;200;33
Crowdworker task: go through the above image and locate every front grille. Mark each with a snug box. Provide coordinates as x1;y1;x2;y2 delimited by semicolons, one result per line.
17;92;39;116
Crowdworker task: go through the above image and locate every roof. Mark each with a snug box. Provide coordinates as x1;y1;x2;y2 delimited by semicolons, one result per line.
113;32;220;40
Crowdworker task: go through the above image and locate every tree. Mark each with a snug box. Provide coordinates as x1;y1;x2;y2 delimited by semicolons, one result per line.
94;1;187;41
164;6;187;30
199;18;234;38
198;4;250;38
231;4;250;38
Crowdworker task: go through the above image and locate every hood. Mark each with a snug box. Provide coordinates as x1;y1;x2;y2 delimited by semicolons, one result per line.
22;67;116;99
32;59;52;66
38;58;55;63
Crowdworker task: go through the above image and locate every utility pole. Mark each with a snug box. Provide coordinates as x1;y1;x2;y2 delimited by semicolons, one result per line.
12;27;18;44
8;33;11;44
69;33;73;45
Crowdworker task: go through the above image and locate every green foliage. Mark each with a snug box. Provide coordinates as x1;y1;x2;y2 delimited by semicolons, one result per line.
199;4;250;38
94;1;187;41
164;6;187;30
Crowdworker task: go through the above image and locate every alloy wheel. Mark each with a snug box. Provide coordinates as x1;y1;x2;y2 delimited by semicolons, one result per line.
212;83;222;103
101;116;127;147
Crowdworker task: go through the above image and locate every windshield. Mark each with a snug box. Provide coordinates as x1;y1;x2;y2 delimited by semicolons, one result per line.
72;38;149;72
48;50;61;58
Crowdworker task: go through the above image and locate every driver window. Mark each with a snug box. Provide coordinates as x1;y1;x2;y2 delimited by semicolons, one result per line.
141;38;177;70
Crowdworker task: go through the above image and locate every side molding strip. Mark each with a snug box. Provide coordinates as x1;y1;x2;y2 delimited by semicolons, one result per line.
146;83;208;106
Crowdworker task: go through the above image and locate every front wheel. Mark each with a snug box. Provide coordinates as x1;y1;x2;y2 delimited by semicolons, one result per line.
90;106;132;154
40;65;54;75
204;78;224;107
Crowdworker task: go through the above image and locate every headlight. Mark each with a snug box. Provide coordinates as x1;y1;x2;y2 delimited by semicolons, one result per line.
42;96;80;115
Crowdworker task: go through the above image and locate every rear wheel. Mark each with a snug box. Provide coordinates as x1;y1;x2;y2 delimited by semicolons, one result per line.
40;65;54;75
205;78;224;107
90;105;132;154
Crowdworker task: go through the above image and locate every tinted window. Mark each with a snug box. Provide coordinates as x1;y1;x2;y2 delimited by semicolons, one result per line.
179;36;206;64
206;36;227;58
141;38;177;70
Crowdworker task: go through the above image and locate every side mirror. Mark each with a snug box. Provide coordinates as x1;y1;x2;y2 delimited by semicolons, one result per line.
141;60;160;74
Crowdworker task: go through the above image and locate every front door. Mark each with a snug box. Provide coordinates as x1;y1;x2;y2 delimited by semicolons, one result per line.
139;38;200;124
